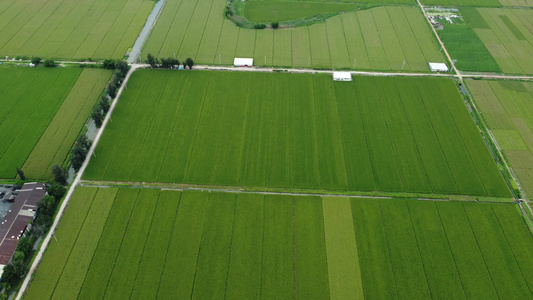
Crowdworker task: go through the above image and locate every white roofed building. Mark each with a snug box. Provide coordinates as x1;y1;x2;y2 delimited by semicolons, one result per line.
333;72;352;81
234;58;253;67
428;62;449;72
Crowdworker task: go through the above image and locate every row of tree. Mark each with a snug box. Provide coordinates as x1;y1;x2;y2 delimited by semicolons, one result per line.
30;57;56;67
146;54;194;69
91;60;129;128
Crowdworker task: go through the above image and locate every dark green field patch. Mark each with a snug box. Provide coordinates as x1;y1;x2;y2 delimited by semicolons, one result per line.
439;24;501;72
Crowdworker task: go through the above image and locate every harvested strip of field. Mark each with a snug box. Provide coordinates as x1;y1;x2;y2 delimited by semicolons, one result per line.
0;68;110;180
84;70;510;198
468;79;533;197
143;4;445;72
0;0;153;60
26;188;532;298
322;196;364;299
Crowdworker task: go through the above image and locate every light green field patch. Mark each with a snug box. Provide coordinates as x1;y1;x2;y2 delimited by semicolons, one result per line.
0;68;110;180
144;4;445;72
469;79;533;197
322;196;364;300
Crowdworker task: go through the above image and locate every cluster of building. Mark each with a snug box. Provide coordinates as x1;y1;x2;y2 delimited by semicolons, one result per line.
0;183;46;277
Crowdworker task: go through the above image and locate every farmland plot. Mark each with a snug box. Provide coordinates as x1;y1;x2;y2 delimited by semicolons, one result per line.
143;4;445;72
0;68;110;179
0;0;153;60
84;70;510;197
25;187;533;299
468;79;533;197
462;8;533;74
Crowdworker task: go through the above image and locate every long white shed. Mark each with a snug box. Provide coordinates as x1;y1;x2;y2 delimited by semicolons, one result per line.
333;72;352;81
234;58;253;67
428;62;449;72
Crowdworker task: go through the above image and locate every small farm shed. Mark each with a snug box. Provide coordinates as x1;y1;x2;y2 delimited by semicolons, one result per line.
234;58;253;67
429;62;449;72
333;72;352;81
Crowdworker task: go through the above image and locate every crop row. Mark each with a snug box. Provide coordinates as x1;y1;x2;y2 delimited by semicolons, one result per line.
22;69;111;179
468;79;533;198
0;68;110;179
465;8;533;75
25;188;533;298
144;4;445;72
0;0;153;60
84;70;510;197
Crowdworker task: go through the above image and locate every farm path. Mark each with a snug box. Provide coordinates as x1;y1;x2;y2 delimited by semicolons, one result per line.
415;0;462;80
78;180;395;200
130;63;533;80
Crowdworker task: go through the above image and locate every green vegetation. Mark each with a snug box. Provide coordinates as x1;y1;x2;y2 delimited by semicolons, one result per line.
462;8;533;74
0;0;154;60
25;187;533;298
144;5;445;71
438;22;501;72
84;70;510;198
244;2;363;23
468;79;533;197
0;68;110;179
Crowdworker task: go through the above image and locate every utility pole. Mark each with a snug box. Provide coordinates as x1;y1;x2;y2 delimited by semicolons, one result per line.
402;60;406;70
308;56;310;67
353;58;356;69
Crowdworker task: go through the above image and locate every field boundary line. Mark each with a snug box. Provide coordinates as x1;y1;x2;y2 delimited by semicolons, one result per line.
126;71;171;180
0;70;58;158
223;193;238;299
434;201;469;299
490;204;533;295
101;190;142;299
78;179;519;203
16;64;141;300
405;201;433;298
47;188;99;298
155;73;191;182
435;80;490;196
393;78;435;194
377;199;401;298
183;72;213;181
154;191;183;298
75;188;121;299
373;77;406;191
189;193;211;299
127;191;162;299
100;68;149;180
461;203;501;297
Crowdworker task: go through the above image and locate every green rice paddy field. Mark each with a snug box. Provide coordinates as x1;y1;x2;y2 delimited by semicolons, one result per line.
83;70;510;197
0;0;153;60
468;79;533;197
462;8;533;74
24;187;533;299
0;67;110;179
143;3;445;71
